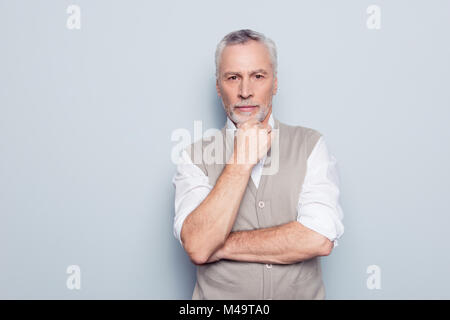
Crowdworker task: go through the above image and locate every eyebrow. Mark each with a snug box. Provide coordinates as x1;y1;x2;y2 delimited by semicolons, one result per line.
223;69;269;77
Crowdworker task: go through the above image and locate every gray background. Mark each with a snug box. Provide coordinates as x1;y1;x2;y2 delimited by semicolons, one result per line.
1;0;449;299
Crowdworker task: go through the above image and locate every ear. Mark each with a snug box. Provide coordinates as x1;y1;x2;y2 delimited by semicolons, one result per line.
216;79;222;97
272;76;278;95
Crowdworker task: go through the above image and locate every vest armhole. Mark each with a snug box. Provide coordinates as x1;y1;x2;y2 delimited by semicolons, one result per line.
280;122;323;158
184;141;209;176
306;128;323;156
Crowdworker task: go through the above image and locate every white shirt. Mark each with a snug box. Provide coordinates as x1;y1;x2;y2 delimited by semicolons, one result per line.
172;114;344;248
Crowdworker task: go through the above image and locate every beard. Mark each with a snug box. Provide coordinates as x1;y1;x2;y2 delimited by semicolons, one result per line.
224;101;270;125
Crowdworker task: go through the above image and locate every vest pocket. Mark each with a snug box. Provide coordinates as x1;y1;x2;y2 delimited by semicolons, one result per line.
197;261;262;299
291;258;319;283
284;259;325;300
286;279;326;300
200;262;239;285
200;269;257;300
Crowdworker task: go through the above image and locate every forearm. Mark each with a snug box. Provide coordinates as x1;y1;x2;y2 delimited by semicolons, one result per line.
211;221;333;265
181;162;252;264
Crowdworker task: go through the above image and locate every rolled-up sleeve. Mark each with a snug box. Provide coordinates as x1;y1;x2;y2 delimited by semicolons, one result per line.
297;136;345;247
172;150;212;246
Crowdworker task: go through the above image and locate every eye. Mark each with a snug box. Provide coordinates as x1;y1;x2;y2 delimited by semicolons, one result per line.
255;74;264;79
228;75;238;80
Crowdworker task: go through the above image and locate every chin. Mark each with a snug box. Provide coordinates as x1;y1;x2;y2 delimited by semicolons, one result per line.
229;108;267;124
232;113;255;124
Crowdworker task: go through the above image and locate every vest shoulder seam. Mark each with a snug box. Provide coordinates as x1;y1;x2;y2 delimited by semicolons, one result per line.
277;121;323;138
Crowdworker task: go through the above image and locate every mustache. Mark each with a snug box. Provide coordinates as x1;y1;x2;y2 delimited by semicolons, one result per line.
234;102;260;108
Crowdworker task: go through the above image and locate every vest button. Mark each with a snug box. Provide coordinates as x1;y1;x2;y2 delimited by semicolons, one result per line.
258;201;265;209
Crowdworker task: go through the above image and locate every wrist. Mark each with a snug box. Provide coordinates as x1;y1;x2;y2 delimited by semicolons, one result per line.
227;152;254;174
225;162;253;176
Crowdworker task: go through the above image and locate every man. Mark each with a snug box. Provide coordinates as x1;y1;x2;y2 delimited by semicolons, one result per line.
172;29;344;300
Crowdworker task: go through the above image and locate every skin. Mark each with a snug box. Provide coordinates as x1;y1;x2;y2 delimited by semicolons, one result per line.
181;40;333;266
216;40;277;126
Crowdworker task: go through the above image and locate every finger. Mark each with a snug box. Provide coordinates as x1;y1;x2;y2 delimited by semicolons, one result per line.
259;123;272;134
238;119;260;129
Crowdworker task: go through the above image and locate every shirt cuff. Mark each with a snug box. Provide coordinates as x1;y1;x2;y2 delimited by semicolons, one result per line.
297;206;342;244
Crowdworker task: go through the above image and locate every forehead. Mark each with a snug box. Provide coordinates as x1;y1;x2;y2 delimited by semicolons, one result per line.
220;40;272;72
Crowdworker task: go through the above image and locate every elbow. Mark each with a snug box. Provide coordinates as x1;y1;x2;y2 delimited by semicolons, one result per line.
317;237;333;256
184;240;220;266
183;241;209;265
181;226;225;265
190;252;209;265
181;228;207;265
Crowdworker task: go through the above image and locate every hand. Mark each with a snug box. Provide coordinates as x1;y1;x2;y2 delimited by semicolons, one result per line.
230;119;272;169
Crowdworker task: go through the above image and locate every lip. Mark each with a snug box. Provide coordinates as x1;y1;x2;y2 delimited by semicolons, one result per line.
236;105;258;112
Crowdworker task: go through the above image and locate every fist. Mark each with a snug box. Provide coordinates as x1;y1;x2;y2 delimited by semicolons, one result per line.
232;119;272;168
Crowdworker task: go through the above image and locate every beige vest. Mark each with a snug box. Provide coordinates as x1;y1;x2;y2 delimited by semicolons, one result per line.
186;118;326;300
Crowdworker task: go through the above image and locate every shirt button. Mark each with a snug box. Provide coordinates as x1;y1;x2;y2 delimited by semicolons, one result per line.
258;201;265;209
266;264;272;269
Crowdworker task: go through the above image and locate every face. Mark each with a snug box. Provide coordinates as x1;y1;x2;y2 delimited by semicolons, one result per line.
216;40;278;125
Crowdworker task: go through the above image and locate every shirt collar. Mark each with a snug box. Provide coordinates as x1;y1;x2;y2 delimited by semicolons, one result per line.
226;113;275;130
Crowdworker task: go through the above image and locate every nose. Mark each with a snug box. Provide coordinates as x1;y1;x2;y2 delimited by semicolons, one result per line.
238;78;253;100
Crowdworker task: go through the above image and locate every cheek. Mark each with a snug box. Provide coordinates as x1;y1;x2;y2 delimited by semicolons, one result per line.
257;83;275;100
220;86;236;103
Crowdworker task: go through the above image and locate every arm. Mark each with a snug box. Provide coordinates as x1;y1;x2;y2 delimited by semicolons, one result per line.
181;162;252;265
181;120;271;265
207;221;333;264
206;136;344;265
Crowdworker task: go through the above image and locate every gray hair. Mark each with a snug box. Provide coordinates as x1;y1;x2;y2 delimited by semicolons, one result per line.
215;29;278;79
